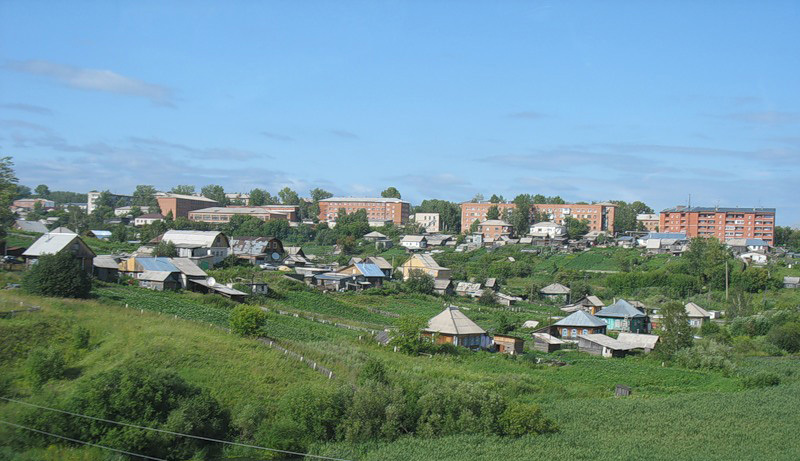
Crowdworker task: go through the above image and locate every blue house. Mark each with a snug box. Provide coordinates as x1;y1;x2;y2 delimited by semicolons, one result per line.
595;299;648;333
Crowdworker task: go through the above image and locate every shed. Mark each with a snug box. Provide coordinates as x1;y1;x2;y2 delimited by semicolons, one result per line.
493;334;525;355
784;276;800;289
533;333;564;353
578;334;635;358
93;255;121;282
616;332;660;353
188;279;247;302
433;278;454;295
138;270;181;291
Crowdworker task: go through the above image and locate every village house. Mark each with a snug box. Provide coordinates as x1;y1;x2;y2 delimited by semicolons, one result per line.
134;213;164;226
616;332;660;353
399;254;451;280
156;230;230;267
363;231;388;242
685;302;712;328
13;220;48;233
23;232;96;274
740;252;768;265
548;310;608;340
230;236;285;265
455;281;482;297
595;299;648;333
529;221;567;238
433;279;454;296
562;295;605;315
336;262;387;289
479;220;512;240
578;334;635;358
350;256;393;277
400;235;427;250
726;238;771;254
424;234;453;247
423;305;491;349
540;283;571;303
92;255;122;282
492;334;525;355
284;246;311;267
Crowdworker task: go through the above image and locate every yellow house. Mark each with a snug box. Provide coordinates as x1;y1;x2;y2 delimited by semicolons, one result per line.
398;254;451;280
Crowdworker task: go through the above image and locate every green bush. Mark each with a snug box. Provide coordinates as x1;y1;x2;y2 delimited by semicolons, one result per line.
405;269;434;295
71;325;90;349
673;340;735;373
229;305;268;336
25;347;66;389
22;251;91;298
767;322;800;353
742;371;781;388
500;403;558;437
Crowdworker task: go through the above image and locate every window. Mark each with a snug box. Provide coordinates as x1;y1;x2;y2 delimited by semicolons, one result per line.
571;328;577;338
582;329;588;335
562;328;568;337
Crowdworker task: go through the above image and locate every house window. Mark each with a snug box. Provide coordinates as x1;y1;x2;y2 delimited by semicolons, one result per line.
583;329;588;335
562;328;568;337
571;328;577;338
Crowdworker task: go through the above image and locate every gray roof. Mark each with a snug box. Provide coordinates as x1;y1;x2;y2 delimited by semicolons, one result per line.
366;256;392;270
540;283;571;295
363;231;387;239
617;332;660;349
231;237;280;256
784;276;800;284
190;278;247;296
161;230;227;248
480;219;511;226
725;238;770;247
456;281;482;293
685;302;711;319
426;305;486;335
405;254;447;271
554;310;607;328
401;235;426;243
23;233;94;257
661;206;775;213
14;220;48;233
93;255;121;269
596;299;646;318
533;332;565;345
139;270;175;282
170;258;207;277
50;227;76;234
320;197;408;204
641;232;688;240
433;279;452;289
578;334;636;350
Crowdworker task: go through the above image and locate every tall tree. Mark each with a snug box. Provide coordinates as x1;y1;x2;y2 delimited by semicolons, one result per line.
310;188;333;202
564;216;590;238
170;184;196;195
201;184;227;205
510;194;532;236
489;194;504;203
14;184;31;199
278;187;300;205
249;188;267;206
486;205;500;220
0;157;19;239
657;301;693;358
415;199;461;233
34;184;51;198
132;185;159;210
381;187;402;199
470;193;484;203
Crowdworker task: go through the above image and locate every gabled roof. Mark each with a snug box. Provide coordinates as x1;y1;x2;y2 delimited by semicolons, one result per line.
401;235;426;243
231;236;280;256
189;278;247;296
485;278;497;288
533;332;564;345
139;270;176;282
531;221;564;228
137;257;179;272
554;310;607;327
405;254;447;270
159;230;227;248
540;283;571;294
596;299;646;318
14;220;48;233
354;263;386;278
685;302;711;319
366;256;392;270
50;227;76;234
363;231;387;239
617;332;660;349
578;334;635;350
285;246;305;256
426;305;486;335
170;258;207;277
23;233;95;257
433;279;452;289
93;255;121;269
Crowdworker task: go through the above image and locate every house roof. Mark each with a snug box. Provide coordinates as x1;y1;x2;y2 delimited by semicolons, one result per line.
14;220;48;233
137;213;164;219
784;276;800;284
137;257;179;273
170;258;207;277
725;238;770;247
617;332;660;349
661;206;775;213
456;281;482;293
363;231;387;239
578;334;636;350
90;230;112;237
139;270;175;282
407;254;446;270
189;278;247;296
531;221;563;228
426;305;486;335
522;320;540;329
23;233;94;257
485;278;497;288
596;299;646;318
540;283;571;294
160;193;218;203
401;235;426;243
285;246;305;256
642;232;688;240
366;256;392;270
533;332;565;345
554;310;607;327
50;227;76;234
231;237;280;256
685;302;711;319
354;262;386;278
433;279;452;289
93;255;121;269
160;230;227;248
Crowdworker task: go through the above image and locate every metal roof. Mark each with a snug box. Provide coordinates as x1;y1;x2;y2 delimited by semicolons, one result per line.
14;220;48;233
685;302;711;319
533;332;564;345
364;231;387;238
189;279;247;296
90;230;112;237
596;299;646;318
354;263;386;278
161;230;227;248
231;237;279;256
366;256;392;269
139;270;175;282
23;233;93;257
137;257;179;272
616;332;660;349
320;197;408;204
642;232;688;240
425;305;486;335
554;310;607;327
578;334;635;350
170;258;207;277
725;238;770;247
93;255;121;269
661;206;775;213
401;235;426;242
541;283;571;294
406;254;447;270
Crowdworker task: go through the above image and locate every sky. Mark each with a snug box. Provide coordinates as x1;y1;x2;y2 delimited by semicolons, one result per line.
1;1;798;226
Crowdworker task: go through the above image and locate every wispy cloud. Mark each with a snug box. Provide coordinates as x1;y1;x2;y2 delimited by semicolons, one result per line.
0;103;52;115
128;136;269;161
331;129;359;139
5;60;174;106
715;111;800;125
507;111;546;120
261;131;294;142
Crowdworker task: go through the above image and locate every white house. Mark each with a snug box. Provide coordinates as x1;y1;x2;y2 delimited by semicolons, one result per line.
400;235;427;250
134;213;164;226
157;230;230;267
529;221;567;238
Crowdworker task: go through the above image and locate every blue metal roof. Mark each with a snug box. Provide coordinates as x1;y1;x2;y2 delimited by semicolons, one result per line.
355;262;386;278
553;310;607;328
137;257;179;272
642;232;687;240
596;299;646;318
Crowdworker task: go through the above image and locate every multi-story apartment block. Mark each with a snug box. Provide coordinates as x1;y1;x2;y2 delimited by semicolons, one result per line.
636;214;660;232
460;202;616;234
659;206;776;244
188;207;291;223
412;213;440;233
87;191;131;214
319;197;410;225
156;193;219;219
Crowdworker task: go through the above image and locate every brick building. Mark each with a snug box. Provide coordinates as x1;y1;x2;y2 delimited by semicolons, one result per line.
659;206;776;244
479;220;512;240
460;202;616;234
636;213;660;232
188;207;291;224
156;193;219;219
319;197;410;225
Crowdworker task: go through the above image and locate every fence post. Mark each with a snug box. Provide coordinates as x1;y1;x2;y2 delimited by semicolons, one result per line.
329;371;333;379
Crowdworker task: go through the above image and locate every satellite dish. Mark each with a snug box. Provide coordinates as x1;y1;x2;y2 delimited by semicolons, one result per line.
271;252;280;260
206;277;216;286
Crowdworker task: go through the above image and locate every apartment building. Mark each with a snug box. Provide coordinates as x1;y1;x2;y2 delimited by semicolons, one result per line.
460;202;616;234
319;197;410;225
659;206;776;244
188;207;290;223
156;193;219;219
87;191;131;214
479;220;513;240
412;212;440;233
636;214;660;232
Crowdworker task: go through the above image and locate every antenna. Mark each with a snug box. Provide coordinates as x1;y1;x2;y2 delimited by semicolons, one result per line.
688;193;691;210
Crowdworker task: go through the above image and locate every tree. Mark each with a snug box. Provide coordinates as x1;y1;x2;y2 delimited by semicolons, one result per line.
390;315;428;354
278;187;300;205
171;184;196;195
405;269;434;295
153;240;178;257
470;193;484;203
201;184;227;204
230;305;267;336
381;187;402;199
128;205;143;218
469;219;480;233
14;184;31;199
657;301;693;358
26;347;65;390
249;188;267;206
610;200;654;234
486;205;500;220
111;224;129;243
34;184;51;198
415;199;461;233
489;194;504;203
510;194;532;237
478;289;497;306
767;322;800;353
0;157;19;239
132;185;160;214
564;216;590;238
22;251;92;298
310;188;333;202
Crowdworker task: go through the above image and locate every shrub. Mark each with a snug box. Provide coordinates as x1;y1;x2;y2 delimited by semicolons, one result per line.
72;326;90;350
500;403;558;436
673;340;735;373
405;269;434;295
767;322;800;353
742;371;781;389
359;358;388;385
229;305;267;336
26;347;66;389
729;314;772;337
478;289;497;306
22;251;91;299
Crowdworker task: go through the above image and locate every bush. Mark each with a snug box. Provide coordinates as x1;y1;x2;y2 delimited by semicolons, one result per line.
500;403;558;436
229;305;267;336
26;347;65;389
742;371;781;388
22;251;91;299
478;289;497;306
767;322;800;353
72;326;90;350
673;340;735;373
405;269;434;295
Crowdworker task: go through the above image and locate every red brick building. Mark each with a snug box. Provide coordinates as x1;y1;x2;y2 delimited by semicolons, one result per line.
156;193;219;219
460;202;617;234
478;220;512;240
319;197;410;225
659;206;776;244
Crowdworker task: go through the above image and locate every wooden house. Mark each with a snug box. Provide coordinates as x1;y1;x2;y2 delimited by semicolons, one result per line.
685;302;711;328
562;295;605;315
399;254;451;280
155;230;230;268
23;232;96;274
578;334;635;358
336;262;387;289
550;310;607;340
433;279;454;296
230;236;284;265
540;283;571;303
533;333;564;352
138;270;181;291
423;305;490;349
493;334;524;355
595;299;648;333
93;255;121;282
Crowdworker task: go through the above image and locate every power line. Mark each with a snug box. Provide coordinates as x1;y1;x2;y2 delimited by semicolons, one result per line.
0;396;350;461
0;419;166;461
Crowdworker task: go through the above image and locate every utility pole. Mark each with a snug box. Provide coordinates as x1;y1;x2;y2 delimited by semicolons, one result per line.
725;260;729;301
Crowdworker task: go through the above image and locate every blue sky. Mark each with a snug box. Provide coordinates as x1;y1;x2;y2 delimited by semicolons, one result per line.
1;1;798;226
